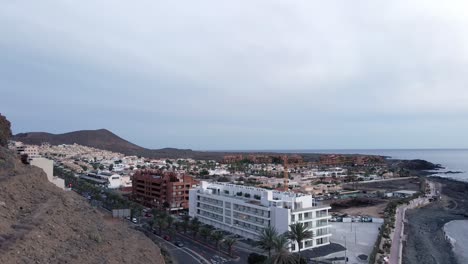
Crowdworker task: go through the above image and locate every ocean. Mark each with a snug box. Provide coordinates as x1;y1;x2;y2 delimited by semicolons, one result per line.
268;149;468;182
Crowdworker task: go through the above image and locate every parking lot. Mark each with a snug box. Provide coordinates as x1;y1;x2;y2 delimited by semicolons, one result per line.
329;222;382;263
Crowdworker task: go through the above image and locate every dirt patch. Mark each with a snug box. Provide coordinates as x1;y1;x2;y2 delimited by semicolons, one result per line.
346;178;421;192
337;202;388;218
330;198;388;218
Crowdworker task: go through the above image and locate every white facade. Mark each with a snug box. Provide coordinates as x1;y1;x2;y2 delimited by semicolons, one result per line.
81;171;131;189
108;174;123;189
189;182;332;252
30;157;65;190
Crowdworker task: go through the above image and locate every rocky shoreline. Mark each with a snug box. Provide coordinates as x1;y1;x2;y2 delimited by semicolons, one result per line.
403;177;468;264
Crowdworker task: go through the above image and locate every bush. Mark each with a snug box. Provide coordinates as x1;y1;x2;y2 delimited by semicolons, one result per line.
89;232;102;243
248;253;267;264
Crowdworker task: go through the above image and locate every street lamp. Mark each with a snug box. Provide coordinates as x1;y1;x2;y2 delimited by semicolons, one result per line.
343;235;347;264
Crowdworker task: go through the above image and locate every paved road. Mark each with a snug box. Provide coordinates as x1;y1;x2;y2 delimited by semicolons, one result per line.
388;181;437;264
138;228;209;264
173;232;249;264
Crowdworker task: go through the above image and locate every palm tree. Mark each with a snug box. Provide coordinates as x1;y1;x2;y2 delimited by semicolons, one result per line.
166;215;175;229
224;238;237;256
168;228;176;241
174;221;182;232
154;217;168;235
200;227;212;241
190;222;201;239
269;235;296;264
286;223;314;261
211;231;224;249
181;215;190;233
257;226;279;258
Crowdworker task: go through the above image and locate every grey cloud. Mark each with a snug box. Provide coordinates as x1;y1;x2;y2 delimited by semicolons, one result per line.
1;1;468;149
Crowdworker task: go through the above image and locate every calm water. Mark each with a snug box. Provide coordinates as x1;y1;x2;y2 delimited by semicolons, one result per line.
444;220;468;263
260;149;468;182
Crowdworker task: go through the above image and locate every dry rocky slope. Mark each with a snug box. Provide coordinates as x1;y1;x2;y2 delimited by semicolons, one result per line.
0;115;164;264
0;149;165;264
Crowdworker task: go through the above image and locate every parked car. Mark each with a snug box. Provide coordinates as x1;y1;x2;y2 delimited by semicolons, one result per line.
174;241;184;247
163;235;171;241
132;218;138;223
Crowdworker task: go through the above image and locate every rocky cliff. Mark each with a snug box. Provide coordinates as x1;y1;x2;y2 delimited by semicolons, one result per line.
0;116;164;264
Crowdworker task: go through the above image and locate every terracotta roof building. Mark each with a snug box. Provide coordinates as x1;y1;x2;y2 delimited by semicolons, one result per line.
132;170;198;212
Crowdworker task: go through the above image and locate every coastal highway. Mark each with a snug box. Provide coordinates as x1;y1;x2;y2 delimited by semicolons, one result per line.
136;223;249;264
138;227;211;264
388;181;437;264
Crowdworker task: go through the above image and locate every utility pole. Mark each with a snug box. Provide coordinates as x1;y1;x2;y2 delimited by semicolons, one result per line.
344;235;347;263
355;225;357;244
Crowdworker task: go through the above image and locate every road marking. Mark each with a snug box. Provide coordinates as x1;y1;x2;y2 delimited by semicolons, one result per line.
180;248;207;264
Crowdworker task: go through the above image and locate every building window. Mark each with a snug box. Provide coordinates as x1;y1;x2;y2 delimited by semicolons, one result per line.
291;243;295;251
316;237;327;245
291;215;295;222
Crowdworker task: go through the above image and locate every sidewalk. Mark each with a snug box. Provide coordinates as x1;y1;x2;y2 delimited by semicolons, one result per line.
388;181;435;264
234;240;264;254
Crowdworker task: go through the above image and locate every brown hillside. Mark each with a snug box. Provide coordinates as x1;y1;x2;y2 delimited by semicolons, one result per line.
0;146;165;264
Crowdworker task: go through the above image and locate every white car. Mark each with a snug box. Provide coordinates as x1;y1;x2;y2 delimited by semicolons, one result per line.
132;218;138;223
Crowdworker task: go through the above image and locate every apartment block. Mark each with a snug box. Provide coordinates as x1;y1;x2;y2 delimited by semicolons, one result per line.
189;182;331;252
133;170;198;211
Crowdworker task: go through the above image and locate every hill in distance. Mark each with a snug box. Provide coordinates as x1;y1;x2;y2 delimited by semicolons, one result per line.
12;129;321;161
13;129;203;159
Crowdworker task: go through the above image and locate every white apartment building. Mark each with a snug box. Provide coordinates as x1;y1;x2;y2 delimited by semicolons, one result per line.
189;182;331;252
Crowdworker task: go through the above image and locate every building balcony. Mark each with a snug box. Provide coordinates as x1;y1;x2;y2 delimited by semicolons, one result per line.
233;207;270;219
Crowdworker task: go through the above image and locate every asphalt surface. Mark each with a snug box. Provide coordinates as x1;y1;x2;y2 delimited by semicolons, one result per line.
173;232;249;264
136;216;249;264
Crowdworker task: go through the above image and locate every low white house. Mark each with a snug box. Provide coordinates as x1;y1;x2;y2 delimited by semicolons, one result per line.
81;171;131;189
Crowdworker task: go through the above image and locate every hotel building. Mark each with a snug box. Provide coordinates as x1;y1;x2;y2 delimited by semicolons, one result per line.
189;182;331;252
133;170;198;212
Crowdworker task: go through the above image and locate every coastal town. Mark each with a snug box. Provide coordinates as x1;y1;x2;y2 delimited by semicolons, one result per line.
7;139;440;264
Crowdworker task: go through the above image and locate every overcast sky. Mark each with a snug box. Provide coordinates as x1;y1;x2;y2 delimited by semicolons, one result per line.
1;1;468;150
